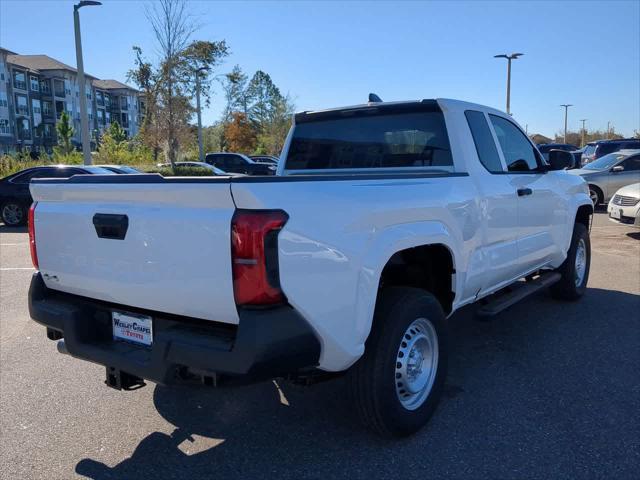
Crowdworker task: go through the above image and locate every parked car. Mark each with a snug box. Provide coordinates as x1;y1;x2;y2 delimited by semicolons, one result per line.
582;139;640;165
571;147;585;169
536;143;580;168
568;149;640;206
28;98;592;437
205;152;276;175
250;155;279;165
96;165;142;174
156;161;228;175
0;165;114;226
607;183;640;227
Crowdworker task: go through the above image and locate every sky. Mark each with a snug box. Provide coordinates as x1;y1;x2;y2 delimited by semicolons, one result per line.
1;0;638;138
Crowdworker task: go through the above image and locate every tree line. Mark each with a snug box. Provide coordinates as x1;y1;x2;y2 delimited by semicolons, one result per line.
124;0;294;165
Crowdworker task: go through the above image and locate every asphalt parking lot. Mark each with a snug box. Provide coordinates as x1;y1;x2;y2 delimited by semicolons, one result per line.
1;211;639;480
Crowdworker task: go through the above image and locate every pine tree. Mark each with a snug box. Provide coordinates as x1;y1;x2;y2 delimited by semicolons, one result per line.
56;111;74;154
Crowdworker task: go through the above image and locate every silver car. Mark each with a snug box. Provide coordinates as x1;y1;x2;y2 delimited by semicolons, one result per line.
568;149;640;206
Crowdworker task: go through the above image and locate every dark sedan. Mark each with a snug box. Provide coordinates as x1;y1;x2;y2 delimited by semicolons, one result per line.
0;165;114;226
205;152;276;175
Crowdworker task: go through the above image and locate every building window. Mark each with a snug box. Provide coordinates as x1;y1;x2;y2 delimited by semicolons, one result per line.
120;96;128;110
64;79;71;95
55;100;64;118
15;95;29;116
43;124;53;139
97;109;104;125
42;101;53;116
0;91;7;108
18;118;31;140
120;112;129;127
40;79;51;94
32;99;42;115
30;75;40;92
96;91;104;106
105;111;111;124
0;118;10;135
104;94;111;108
66;102;73;113
54;79;65;97
13;70;27;90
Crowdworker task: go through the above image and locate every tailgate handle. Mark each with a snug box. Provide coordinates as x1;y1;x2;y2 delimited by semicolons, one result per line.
93;214;129;240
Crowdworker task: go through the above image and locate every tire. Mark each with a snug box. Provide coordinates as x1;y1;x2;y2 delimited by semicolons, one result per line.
551;222;590;300
1;201;27;226
588;185;602;207
349;287;448;437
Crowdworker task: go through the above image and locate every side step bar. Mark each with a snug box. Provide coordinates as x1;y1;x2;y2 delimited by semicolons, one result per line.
476;272;561;318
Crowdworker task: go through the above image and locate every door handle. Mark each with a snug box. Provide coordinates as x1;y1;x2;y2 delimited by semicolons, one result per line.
517;188;533;197
93;213;128;240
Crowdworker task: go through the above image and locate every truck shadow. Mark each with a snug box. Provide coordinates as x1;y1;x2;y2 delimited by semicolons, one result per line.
76;287;640;480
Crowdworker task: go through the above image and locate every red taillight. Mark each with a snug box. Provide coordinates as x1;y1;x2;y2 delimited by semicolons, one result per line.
28;202;39;270
231;209;288;306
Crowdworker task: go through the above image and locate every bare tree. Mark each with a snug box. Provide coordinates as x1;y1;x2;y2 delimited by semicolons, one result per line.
146;0;197;165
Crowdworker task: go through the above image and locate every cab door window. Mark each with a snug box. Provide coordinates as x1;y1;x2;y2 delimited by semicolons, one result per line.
489;115;541;172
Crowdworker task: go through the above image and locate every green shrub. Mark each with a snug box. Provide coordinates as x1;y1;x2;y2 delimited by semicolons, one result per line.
0;154;45;178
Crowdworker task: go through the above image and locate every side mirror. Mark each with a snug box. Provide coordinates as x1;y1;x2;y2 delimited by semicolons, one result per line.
612;165;624;173
547;149;572;170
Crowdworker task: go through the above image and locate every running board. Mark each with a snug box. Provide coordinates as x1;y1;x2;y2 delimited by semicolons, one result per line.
476;272;561;318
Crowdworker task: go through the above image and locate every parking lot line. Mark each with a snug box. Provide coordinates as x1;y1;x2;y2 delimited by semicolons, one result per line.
0;267;34;271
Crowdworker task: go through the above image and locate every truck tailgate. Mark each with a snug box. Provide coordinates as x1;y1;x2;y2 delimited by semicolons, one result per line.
30;177;239;324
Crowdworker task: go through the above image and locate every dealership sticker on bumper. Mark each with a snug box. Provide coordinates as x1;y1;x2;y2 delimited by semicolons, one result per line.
112;311;153;346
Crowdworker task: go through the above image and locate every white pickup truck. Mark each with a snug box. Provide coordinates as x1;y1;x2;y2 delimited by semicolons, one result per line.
28;98;593;437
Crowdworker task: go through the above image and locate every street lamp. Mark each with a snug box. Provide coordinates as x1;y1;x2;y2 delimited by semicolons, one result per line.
194;66;208;163
73;0;101;165
494;53;524;115
579;119;588;147
560;104;573;143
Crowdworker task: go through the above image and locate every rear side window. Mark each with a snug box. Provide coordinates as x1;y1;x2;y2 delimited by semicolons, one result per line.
285;111;452;170
596;143;618;157
489;115;540;172
622;155;640;171
465;110;503;173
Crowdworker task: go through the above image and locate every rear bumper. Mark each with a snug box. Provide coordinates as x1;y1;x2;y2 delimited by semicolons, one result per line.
28;273;320;385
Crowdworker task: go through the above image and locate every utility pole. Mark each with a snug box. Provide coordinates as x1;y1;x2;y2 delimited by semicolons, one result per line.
560;104;573;143
494;53;524;115
606;121;610;139
194;67;208;163
73;0;101;165
580;119;587;147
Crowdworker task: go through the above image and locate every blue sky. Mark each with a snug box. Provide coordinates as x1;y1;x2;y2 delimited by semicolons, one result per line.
1;0;638;138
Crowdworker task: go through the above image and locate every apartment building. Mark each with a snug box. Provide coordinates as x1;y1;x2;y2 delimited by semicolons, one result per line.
0;47;142;155
93;79;142;138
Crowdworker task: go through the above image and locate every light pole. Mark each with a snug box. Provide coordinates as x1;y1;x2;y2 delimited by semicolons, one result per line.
560;104;573;143
579;119;587;147
494;53;524;115
194;67;208;163
73;0;101;165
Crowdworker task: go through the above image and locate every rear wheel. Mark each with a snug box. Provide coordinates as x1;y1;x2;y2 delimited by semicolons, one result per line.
349;287;448;437
1;202;26;226
551;222;590;300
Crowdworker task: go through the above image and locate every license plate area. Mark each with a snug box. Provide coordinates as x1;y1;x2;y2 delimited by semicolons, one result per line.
610;208;621;219
112;311;153;347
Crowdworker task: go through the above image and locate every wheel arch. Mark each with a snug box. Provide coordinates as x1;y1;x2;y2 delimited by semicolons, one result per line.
352;222;461;369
